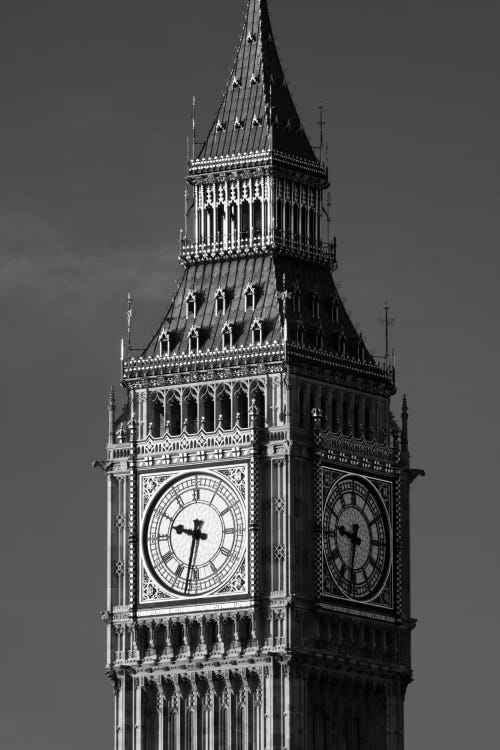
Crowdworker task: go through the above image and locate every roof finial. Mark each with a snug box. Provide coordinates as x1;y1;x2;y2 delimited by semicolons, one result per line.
127;293;133;352
192;96;196;160
316;103;326;164
379;303;395;369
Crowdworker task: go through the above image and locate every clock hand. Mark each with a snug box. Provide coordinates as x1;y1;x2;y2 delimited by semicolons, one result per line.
348;524;361;595
173;523;207;540
184;519;204;595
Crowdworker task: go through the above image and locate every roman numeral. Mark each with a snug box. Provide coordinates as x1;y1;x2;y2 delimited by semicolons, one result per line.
175;564;184;577
221;507;231;516
220;546;231;557
210;562;218;573
162;551;174;565
224;528;235;534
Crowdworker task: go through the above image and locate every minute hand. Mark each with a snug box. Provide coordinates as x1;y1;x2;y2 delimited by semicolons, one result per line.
184;520;203;595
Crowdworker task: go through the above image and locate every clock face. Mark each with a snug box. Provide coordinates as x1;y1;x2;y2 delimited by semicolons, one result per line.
143;471;246;598
323;476;391;602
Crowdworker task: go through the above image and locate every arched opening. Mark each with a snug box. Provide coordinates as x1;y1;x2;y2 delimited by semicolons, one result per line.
229;202;238;243
321;394;326;427
309;208;316;245
216;204;225;242
219;391;231;430
235;389;249;428
166;395;181;435
185;394;198;434
298;387;304;428
331;394;338;431
285;202;291;237
309;391;315;427
301;206;307;243
342;398;350;435
151;395;164;437
276;199;283;231
365;400;372;439
293;204;299;237
253;198;262;236
201;391;214;431
353;402;360;438
241;201;250;239
205;205;214;244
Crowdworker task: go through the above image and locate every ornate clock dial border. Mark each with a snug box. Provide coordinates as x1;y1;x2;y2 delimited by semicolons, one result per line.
321;470;393;606
139;466;249;603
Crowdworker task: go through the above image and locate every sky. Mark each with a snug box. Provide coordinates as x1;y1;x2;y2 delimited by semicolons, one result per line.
1;0;498;747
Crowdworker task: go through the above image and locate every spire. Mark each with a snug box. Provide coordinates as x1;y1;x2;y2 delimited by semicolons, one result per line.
195;0;319;166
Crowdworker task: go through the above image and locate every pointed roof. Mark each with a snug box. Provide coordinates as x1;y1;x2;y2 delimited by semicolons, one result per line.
194;0;319;168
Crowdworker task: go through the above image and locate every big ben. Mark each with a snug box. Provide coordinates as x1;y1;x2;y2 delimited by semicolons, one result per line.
99;1;423;747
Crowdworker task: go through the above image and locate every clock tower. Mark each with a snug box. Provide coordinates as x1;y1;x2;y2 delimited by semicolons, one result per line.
100;1;423;748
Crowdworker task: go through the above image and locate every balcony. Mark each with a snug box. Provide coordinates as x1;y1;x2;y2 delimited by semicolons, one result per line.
179;229;338;270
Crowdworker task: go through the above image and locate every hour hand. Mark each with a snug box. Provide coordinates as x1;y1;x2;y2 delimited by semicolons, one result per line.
173;523;207;540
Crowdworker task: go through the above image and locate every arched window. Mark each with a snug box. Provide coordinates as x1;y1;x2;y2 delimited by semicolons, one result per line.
158;329;170;357
292;287;301;314
166;393;181;436
205;205;214;244
342;397;350;435
241;201;250;239
251;319;262;346
296;322;304;345
216;204;225;242
188;326;200;354
315;328;324;349
301;206;307;243
186;290;197;318
309;208;316;245
253;199;262;237
312;293;320;320
185;393;198;434
235;387;249;428
276;199;283;231
200;389;214;432
244;283;256;311
221;322;233;349
331;298;339;323
214;287;226;316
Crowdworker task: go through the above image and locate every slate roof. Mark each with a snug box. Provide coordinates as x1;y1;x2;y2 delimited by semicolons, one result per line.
143;256;372;366
194;0;318;166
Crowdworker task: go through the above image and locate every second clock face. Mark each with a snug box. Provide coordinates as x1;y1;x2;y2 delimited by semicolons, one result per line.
323;476;391;602
143;471;246;598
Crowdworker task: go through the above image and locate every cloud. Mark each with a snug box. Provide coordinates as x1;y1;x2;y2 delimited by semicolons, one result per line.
0;209;177;316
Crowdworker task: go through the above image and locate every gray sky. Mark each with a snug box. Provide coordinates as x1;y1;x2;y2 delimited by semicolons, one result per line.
1;0;498;747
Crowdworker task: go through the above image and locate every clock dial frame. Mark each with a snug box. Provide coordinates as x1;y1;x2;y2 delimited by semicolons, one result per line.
323;475;391;602
142;470;246;598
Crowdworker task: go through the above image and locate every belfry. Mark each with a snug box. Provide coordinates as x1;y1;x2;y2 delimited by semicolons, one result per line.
100;1;422;747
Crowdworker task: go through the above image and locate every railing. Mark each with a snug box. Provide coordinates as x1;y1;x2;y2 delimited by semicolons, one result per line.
123;342;285;381
137;423;254;458
179;229;337;270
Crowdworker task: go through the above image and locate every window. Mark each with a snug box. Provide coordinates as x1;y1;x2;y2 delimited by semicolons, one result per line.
158;329;170;357
214;287;226;316
188;326;199;354
296;323;304;346
331;298;339;323
252;320;262;346
316;328;324;349
312;293;320;320
221;322;233;349
244;283;256;311
292;288;301;314
186;290;197;318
